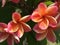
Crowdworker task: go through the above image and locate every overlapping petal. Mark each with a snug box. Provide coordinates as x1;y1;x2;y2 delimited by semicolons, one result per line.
13;35;20;42
46;6;58;16
20;15;31;22
15;25;24;38
21;22;31;32
0;32;9;43
36;31;47;41
37;3;47;15
7;21;19;33
0;23;7;32
33;24;46;33
38;18;49;30
31;12;42;22
12;12;21;23
46;28;56;42
7;36;14;45
47;16;57;27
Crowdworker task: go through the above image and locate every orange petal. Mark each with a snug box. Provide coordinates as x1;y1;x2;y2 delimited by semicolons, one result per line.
21;23;31;32
37;3;47;15
7;21;19;33
47;16;57;27
2;0;6;7
39;18;49;30
31;12;43;22
0;32;9;42
46;28;56;42
15;25;24;38
0;22;7;32
12;12;21;23
36;31;47;41
20;15;31;22
46;6;58;16
7;36;14;45
33;24;46;33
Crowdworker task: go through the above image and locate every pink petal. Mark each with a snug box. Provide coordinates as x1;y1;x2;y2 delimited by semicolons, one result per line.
10;0;20;3
13;35;20;42
33;24;46;33
2;0;6;7
0;32;9;42
7;21;19;33
12;12;21;23
36;31;47;41
46;28;56;42
21;23;31;32
57;14;60;23
39;18;49;30
0;22;7;32
37;3;47;15
7;36;14;45
20;15;31;22
15;25;24;38
46;6;58;16
31;12;43;22
48;3;57;7
47;16;57;27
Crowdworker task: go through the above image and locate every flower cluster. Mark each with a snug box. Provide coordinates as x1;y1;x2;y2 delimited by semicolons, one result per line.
0;12;31;45
0;0;60;45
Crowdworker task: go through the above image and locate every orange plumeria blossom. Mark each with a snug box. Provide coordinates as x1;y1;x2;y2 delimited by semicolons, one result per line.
31;3;58;42
6;12;31;38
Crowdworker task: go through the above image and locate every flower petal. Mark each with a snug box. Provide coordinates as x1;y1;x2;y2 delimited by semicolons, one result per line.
13;35;20;42
12;12;21;23
2;0;6;7
31;12;43;22
47;16;57;27
46;28;56;42
7;36;14;45
10;0;20;3
37;3;47;15
36;31;47;41
33;24;46;33
39;18;49;30
0;22;7;32
7;21;19;33
21;23;31;32
15;25;24;38
0;32;9;43
20;15;31;22
46;6;58;16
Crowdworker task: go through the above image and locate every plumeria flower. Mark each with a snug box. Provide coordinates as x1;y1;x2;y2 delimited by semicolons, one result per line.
31;3;58;30
5;12;31;38
31;3;58;42
33;24;56;42
0;22;20;45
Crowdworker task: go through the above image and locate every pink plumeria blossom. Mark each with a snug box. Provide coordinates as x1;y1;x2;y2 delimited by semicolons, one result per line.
6;12;31;38
31;3;58;42
33;24;56;42
0;22;20;45
31;3;58;30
